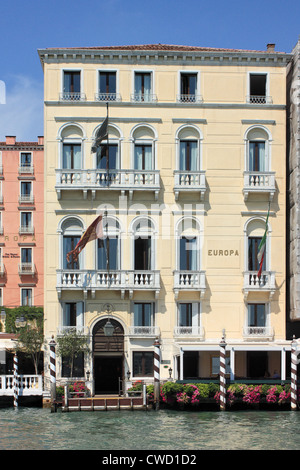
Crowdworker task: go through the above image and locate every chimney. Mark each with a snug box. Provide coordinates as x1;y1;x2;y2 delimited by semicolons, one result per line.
38;136;44;146
267;43;275;52
5;136;16;145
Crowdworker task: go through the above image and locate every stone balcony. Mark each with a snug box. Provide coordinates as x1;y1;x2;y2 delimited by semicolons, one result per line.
174;326;205;341
55;169;160;200
56;269;160;299
243;171;276;201
243;271;276;299
128;326;160;338
173;270;206;299
243;326;274;341
174;170;206;200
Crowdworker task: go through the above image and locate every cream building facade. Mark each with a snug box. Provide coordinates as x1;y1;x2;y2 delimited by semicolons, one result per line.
38;44;292;394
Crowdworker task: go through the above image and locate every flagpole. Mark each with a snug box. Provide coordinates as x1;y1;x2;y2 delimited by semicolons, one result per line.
106;103;109;187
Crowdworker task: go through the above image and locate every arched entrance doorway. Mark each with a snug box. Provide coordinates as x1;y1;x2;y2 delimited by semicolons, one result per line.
92;318;124;394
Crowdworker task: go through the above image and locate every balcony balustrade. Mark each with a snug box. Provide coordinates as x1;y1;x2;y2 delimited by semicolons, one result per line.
0;375;43;396
56;269;160;299
18;165;34;175
18;194;34;204
59;92;86;101
19;225;34;235
176;94;203;103
174;326;205;340
243;271;276;299
18;263;35;275
128;326;160;337
130;93;157;103
243;171;276;201
173;270;206;299
55;168;160;200
94;92;122;102
243;325;274;340
246;95;273;104
174;170;206;200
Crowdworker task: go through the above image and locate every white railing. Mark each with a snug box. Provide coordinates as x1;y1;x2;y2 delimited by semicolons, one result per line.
246;95;272;104
174;270;206;290
56;269;160;292
131;93;157;103
59;92;86;101
243;271;276;290
243;326;274;339
18;263;35;275
243;171;276;200
18;165;34;174
0;375;43;396
94;92;122;102
19;225;34;234
176;94;203;103
128;326;160;337
174;170;206;200
55;169;160;192
18;194;34;204
174;326;205;339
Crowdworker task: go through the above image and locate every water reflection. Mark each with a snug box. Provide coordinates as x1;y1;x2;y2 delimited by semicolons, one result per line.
0;408;299;450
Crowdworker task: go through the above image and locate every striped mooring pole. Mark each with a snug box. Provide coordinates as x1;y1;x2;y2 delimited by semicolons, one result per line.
219;333;227;411
153;338;161;410
291;336;298;410
49;336;57;409
13;353;18;408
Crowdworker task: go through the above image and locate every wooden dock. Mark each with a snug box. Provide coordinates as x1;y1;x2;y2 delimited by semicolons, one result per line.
61;394;151;412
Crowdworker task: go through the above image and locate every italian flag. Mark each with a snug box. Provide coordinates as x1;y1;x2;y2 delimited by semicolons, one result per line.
257;208;270;278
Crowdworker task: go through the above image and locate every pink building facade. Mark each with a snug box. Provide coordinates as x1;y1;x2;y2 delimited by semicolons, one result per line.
0;136;44;309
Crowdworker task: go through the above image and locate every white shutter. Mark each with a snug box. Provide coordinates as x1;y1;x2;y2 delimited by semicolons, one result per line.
76;302;84;329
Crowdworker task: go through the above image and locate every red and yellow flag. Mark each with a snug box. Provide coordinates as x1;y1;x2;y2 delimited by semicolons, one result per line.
66;215;103;263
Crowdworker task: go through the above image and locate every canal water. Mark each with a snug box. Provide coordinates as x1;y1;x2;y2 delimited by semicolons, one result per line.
0;408;299;451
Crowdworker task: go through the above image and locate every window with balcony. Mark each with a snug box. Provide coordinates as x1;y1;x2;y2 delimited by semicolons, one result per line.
179;72;200;102
21;288;32;306
132;302;155;335
248;73;268;104
20;152;33;174
248;236;266;272
62;143;82;170
244;303;272;338
20;212;33;234
133;351;154;377
97;143;118;170
61;217;84;270
62;301;84;333
97;71;119;101
97;217;120;270
176;303;201;336
134;219;155;271
20;247;33;273
20;181;33;203
61;71;83;101
133;72;155;102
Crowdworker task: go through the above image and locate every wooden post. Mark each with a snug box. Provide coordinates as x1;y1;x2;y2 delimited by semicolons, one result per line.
49;336;57;411
291;336;298;410
219;334;227;411
153;338;161;410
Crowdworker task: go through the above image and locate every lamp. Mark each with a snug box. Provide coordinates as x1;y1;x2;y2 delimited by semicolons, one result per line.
0;308;6;323
127;370;131;380
86;370;90;381
168;367;173;379
103;318;114;337
15;315;26;328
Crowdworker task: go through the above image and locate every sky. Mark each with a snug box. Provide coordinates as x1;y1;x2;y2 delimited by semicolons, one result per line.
0;0;299;141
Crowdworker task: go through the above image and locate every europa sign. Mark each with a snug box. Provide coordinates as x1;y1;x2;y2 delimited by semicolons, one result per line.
208;249;239;256
206;243;240;268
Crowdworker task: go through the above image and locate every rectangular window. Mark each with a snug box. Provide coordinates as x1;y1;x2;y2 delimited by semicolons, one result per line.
133;351;154;377
63;236;80;269
134;144;153;170
63;303;77;327
248;304;266;327
98;237;119;270
249;141;265;172
62;144;81;169
134;237;151;270
134;72;152;102
63;71;81;93
21;288;32;306
248;236;265;271
249;73;267;103
180;73;197;102
21;247;32;264
20;212;32;232
20;152;32;168
179;141;198;171
99;71;116;99
21;181;32;196
96;144;118;170
180;237;198;270
134;303;153;327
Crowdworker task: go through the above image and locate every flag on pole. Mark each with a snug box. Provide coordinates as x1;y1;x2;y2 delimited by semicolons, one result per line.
67;215;103;263
257;208;270;278
91;116;108;153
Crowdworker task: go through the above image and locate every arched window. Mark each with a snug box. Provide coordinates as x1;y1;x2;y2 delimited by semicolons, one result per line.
245;126;271;172
59;124;84;170
177;217;201;271
176;125;202;171
93;123;122;171
245;218;270;273
132;217;156;270
132;125;156;172
60;217;84;270
97;216;121;270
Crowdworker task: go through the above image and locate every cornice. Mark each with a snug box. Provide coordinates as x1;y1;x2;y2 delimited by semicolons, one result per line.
38;47;292;67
